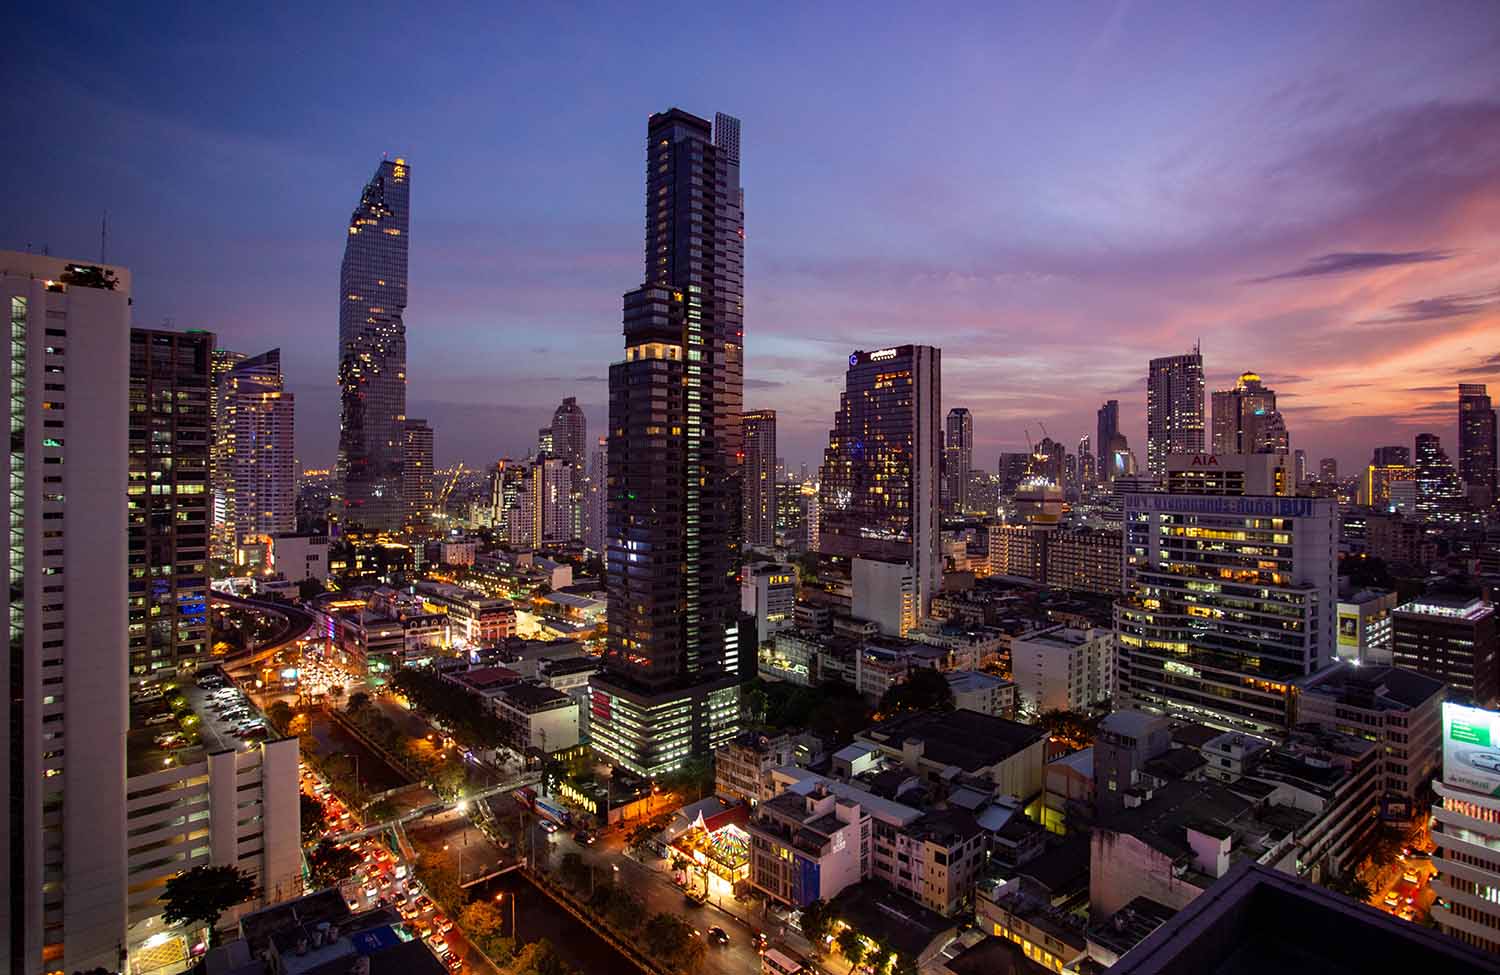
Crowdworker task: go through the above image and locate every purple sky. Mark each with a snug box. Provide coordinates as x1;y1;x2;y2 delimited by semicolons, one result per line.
6;2;1499;473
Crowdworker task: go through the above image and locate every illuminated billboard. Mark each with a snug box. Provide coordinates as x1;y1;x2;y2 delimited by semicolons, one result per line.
1442;702;1500;797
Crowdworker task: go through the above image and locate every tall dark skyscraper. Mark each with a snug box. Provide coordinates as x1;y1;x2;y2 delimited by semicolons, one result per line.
550;395;587;470
744;409;777;548
1211;371;1288;455
1415;433;1463;522
943;407;972;514
1459;383;1497;505
592;109;744;777
1373;445;1410;467
129;329;213;680
1097;399;1121;480
337;157;410;534
819;345;942;615
1146;345;1205;476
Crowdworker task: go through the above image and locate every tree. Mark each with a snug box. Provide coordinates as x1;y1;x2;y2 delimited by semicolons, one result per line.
297;577;326;602
877;667;955;717
363;798;398;825
1323;873;1375;902
307;840;361;889
799;898;835;951
643;913;705;973
346;691;371;715
300;793;326;842
558;852;591;891
268;701;294;734
1036;709;1100;750
502;940;578;975
417;848;462;913
160;865;257;945
836;928;867;973
741;683;769;727
604;887;647;933
459;900;515;960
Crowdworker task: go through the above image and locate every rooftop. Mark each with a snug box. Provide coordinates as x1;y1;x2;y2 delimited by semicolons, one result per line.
831;881;957;962
1301;662;1448;710
858;709;1047;773
446;666;520;692
1087;896;1178;960
497;681;572;710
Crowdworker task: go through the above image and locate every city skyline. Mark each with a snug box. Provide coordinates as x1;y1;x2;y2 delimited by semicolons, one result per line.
7;5;1500;473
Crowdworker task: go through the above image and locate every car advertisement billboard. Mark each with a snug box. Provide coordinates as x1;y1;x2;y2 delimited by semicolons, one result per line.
1443;702;1500;797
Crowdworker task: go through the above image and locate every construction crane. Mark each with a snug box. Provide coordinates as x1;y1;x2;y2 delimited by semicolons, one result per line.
436;461;466;509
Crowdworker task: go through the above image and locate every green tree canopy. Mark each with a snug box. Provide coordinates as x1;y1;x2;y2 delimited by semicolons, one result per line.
643;913;705;973
799;898;836;950
307;840;361;889
877;667;955;717
835;927;867;973
299;793;326;841
161;865;257;945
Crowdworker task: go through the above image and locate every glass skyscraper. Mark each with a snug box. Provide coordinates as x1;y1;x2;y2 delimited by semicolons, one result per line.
338;157;410;533
744;409;777;548
1459;383;1497;505
591;109;744;777
1146;345;1205;476
943;406;972;514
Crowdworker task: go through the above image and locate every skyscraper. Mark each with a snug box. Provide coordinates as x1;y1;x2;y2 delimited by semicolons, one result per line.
744;409;777;548
550;396;587;471
3;254;132;973
1459;383;1497;506
403;418;434;532
1097;399;1120;477
583;435;607;556
1210;371;1288;455
819;345;942;617
337;156;410;534
943;407;973;515
1414;433;1463;522
1373;445;1410;467
591;108;744;777
130;328;214;682
209;347;246;556
1319;457;1338;482
219;348;296;545
1146;345;1205;476
1078;434;1096;489
528;455;575;545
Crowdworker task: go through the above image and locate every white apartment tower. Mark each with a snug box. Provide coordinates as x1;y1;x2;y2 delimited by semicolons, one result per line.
220;348;295;543
2;254;131;973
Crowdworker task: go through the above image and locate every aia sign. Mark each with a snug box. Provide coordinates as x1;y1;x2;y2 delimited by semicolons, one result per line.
1188;454;1220;466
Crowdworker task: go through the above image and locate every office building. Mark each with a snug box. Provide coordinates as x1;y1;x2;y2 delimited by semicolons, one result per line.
819;345;942;617
744;409;777;548
1011;626;1115;716
549;395;586;469
337;156;410;534
1164;451;1291;497
1319;457;1338;482
1115;460;1338;737
1414;432;1464;522
527;455;575;546
129;328;213;681
1078;434;1096;490
1211;371;1288;455
1433;703;1500;955
592;108;745;777
742;562;795;645
944;407;973;514
2;254;132;973
998;451;1031;496
584;435;606;555
1294;448;1307;486
1299;663;1444;814
1373;445;1410;467
209;347;246;556
1459;383;1497;507
218;348;295;546
851;556;918;637
403;417;434;532
1362;460;1416;509
1097;399;1121;480
1334;589;1398;666
1146;345;1205;477
1393;591;1498;705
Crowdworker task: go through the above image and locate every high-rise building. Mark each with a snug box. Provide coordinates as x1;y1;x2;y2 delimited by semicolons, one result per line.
129;328;214;681
209;347;246;556
1031;436;1066;486
1210;371;1288;455
943;407;972;515
1294;449;1307;487
536;426;553;457
550;396;587;470
1458;383;1496;506
1433;703;1500;953
998;451;1031;496
337;156;410;534
1414;433;1464;522
1393;592;1497;705
490;458;529;546
219;348;295;547
1319;457;1338;482
403;418;434;532
1097;400;1120;477
819;345;942;617
1146;345;1205;477
1373;445;1410;468
1115;455;1337;737
3;254;132;973
528;455;575;546
744;409;777;549
584;435;607;556
592;108;745;777
1078;434;1096;490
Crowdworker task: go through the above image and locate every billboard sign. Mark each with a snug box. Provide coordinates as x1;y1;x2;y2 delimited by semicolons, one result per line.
1443;702;1500;797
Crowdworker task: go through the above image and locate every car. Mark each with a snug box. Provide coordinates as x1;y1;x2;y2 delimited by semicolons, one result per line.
1402;871;1420;885
445;955;463;972
436;917;454;934
684;890;706;908
1384;891;1400;907
416;895;434;912
753;932;768;954
573;830;597;845
427;937;450;957
538;820;559;834
144;713;176;727
707;927;729;946
1398;907;1416;921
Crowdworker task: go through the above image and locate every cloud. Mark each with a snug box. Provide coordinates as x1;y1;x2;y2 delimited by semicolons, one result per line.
744;378;784;389
1363;286;1500;323
572;375;608;383
1250;249;1453;282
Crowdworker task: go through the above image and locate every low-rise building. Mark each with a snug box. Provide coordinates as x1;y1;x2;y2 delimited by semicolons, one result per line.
494;682;579;753
1298;663;1445;815
415;580;517;643
855;709;1048;805
226;888;448;975
743;562;797;645
1011;625;1115;716
945;670;1016;719
715;731;793;805
749;783;869;908
760;628;823;685
1335;589;1399;666
1042;747;1094;835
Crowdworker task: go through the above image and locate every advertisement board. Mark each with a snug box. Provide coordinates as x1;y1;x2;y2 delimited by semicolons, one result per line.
1442;702;1500;797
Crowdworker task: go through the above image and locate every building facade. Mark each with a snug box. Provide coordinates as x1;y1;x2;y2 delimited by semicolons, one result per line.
1010;626;1115;716
1145;346;1205;477
819;345;943;617
1458;383;1496;507
1210;372;1287;456
2;254;132;973
593;108;745;776
1392;593;1498;706
337;157;410;534
403;417;434;532
741;562;796;645
944;407;973;515
1432;703;1500;954
129;328;213;681
218;348;295;545
1115;485;1337;738
743;409;777;549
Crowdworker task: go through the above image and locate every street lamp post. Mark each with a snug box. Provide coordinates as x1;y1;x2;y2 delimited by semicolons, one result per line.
494;892;516;938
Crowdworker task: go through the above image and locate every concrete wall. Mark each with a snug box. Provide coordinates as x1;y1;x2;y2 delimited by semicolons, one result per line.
1090;829;1205;917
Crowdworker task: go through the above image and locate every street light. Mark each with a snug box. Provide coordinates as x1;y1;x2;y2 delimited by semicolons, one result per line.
494;892;516;937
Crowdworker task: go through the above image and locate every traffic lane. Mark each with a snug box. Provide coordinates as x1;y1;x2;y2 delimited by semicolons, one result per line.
549;833;764;975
